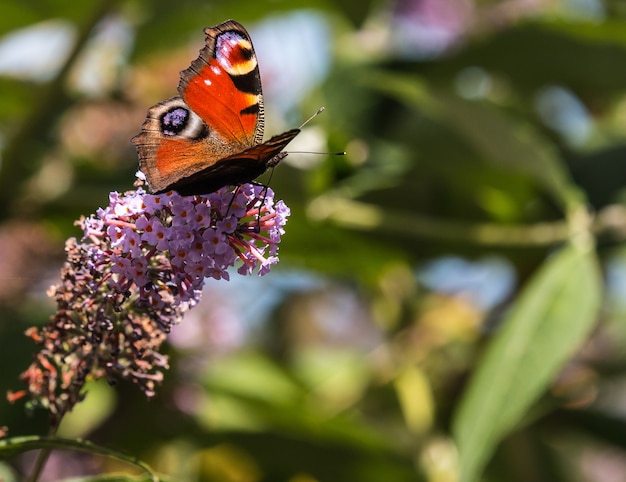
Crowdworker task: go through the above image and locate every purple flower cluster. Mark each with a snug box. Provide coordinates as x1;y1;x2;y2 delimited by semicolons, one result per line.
87;184;289;313
9;184;289;422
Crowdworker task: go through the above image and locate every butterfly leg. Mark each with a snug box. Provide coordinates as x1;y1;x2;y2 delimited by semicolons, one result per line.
225;185;243;218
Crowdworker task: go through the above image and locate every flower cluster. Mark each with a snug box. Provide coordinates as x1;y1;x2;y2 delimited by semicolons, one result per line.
9;184;289;423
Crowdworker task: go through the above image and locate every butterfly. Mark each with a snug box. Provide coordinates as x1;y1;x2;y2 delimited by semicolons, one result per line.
132;20;300;195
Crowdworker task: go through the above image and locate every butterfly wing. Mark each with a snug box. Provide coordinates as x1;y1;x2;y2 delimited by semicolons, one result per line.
165;129;300;195
134;20;284;194
133;96;226;193
179;20;264;147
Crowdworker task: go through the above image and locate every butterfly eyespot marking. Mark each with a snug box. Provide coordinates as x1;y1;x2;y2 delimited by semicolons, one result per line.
215;31;257;76
161;107;189;136
159;104;207;140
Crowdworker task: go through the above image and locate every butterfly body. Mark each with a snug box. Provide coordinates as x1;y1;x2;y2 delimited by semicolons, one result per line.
133;20;300;195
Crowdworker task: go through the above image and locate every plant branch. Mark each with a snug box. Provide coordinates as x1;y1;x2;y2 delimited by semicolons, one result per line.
309;196;626;248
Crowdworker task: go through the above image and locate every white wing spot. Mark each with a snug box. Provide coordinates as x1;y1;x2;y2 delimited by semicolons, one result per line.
204;79;212;86
211;65;221;75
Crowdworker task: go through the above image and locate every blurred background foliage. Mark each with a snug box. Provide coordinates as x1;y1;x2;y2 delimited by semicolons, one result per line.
1;0;626;481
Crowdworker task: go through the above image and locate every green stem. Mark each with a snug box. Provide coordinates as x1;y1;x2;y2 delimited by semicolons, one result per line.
26;425;58;482
311;196;626;248
2;434;160;481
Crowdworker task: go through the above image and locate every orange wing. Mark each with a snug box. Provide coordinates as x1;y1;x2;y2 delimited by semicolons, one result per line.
178;20;263;148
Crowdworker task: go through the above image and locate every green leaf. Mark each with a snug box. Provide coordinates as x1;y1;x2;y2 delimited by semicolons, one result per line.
452;243;602;482
431;91;581;210
365;70;584;211
58;379;117;438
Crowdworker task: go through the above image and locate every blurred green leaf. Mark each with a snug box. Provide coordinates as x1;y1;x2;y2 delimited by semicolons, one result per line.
394;365;435;435
453;242;602;482
431;91;583;211
57;379;117;438
201;350;387;450
366;70;584;211
202;350;301;405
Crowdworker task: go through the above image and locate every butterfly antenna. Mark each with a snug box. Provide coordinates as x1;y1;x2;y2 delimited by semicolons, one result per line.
299;107;325;129
293;107;346;157
286;150;346;156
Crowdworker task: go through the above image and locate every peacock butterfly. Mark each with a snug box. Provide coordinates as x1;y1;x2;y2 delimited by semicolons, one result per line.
132;20;300;195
